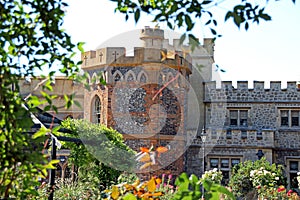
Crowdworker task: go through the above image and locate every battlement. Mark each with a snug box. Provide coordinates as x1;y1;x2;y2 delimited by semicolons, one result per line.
205;81;300;102
81;46;192;73
140;26;164;39
206;81;300;90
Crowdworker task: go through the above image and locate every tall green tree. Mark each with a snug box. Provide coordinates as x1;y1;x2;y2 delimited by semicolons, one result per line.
0;0;81;198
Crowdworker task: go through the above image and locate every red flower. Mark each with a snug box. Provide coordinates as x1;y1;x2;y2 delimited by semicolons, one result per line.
257;186;261;189
287;189;293;196
277;187;285;192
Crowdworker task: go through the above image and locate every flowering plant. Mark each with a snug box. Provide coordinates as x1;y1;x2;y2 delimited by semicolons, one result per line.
297;172;300;189
200;168;223;184
250;167;280;188
255;185;299;200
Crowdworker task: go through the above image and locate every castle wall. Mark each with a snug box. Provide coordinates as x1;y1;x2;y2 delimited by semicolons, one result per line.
197;80;300;173
19;77;84;119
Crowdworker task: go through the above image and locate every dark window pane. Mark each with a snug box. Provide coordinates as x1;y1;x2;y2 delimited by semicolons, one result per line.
210;158;219;168
290;161;298;171
292;117;299;126
230;111;238;126
281;117;288;126
240;119;248;126
290;173;298;188
240;110;248;127
93;96;101;124
281;110;289;126
226;130;232;139
230;119;237;126
221;159;229;168
256;131;263;140
221;171;230;185
241;130;247;139
231;159;240;167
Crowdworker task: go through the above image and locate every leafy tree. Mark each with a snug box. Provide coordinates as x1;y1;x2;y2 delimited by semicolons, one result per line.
61;119;136;190
0;0;81;198
111;0;296;42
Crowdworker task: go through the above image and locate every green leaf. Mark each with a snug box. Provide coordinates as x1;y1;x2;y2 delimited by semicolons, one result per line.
185;15;193;31
210;28;217;35
202;0;212;5
179;34;186;45
44;159;60;169
74;100;82;108
189;174;199;185
205;19;211;25
245;22;249;30
134;8;140;23
167;21;173;29
175;173;189;191
32;127;48;139
77;42;85;53
51;125;61;134
260;13;271;21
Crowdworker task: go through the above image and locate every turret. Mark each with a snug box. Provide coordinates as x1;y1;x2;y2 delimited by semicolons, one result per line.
140;26;164;49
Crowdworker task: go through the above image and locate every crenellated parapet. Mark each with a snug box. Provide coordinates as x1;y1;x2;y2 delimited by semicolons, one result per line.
205;81;300;102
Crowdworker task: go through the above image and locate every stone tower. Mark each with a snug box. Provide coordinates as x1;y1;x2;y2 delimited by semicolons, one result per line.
81;26;194;177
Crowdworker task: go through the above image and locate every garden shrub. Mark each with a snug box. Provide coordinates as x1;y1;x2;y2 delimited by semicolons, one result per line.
229;157;286;198
61;119;136;190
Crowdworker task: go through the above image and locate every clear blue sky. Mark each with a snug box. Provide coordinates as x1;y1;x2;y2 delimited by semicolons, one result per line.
63;0;300;87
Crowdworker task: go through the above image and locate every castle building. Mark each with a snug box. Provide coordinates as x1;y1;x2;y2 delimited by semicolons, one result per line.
19;26;300;187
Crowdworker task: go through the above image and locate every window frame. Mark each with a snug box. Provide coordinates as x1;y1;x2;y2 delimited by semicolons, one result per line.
208;157;242;185
287;159;300;189
228;109;249;127
91;95;101;124
279;109;300;127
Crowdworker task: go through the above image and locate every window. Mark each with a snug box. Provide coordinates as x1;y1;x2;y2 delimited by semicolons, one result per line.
211;131;217;139
209;157;241;185
280;110;300;127
281;110;289;126
210;158;219;168
287;160;300;188
240;110;248;126
92;95;101;124
290;161;298;171
226;129;232;139
230;110;238;126
231;159;240;167
241;130;247;139
292;111;299;126
229;109;248;127
256;131;263;140
221;159;229;168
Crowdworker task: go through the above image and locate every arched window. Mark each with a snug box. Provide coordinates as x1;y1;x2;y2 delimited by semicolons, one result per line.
92;95;101;124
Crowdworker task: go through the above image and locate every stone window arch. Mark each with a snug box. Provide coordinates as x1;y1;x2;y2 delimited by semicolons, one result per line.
113;70;123;82
91;95;101;124
91;72;99;84
158;73;165;84
137;71;148;83
125;71;136;82
86;73;91;85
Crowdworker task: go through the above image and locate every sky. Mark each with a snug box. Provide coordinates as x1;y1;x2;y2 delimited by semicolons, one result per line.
63;0;300;88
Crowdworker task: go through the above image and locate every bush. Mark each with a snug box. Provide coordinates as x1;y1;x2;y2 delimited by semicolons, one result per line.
229;157;286;198
61;119;136;190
